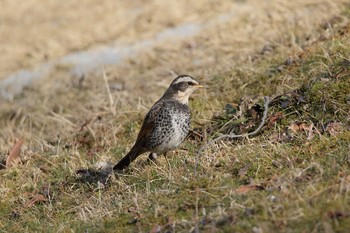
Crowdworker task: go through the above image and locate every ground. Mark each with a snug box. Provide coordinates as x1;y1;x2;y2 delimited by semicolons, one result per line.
0;0;350;232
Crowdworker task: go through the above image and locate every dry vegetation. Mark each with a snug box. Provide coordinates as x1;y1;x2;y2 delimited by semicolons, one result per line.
1;0;350;232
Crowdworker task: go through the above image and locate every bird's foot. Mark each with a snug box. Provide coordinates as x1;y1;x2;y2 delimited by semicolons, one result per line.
147;152;159;165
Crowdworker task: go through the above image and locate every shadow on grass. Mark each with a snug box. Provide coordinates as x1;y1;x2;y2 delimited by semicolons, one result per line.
76;168;112;186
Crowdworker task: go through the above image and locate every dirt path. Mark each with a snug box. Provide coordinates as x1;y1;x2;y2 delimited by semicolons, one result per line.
0;0;231;80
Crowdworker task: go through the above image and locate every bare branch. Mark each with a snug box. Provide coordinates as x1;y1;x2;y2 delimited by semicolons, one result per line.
194;96;271;175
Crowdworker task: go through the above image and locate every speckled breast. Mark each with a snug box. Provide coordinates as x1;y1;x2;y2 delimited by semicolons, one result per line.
148;101;190;154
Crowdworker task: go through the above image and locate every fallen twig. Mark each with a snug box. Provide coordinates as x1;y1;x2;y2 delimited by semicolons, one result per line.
194;96;271;175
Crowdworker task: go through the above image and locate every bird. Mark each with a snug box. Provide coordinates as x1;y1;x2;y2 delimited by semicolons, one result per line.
113;75;204;171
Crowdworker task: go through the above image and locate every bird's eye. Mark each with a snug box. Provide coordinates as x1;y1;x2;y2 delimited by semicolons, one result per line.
187;82;194;86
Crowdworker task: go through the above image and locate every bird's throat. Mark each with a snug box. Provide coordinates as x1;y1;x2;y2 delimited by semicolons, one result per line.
175;91;190;104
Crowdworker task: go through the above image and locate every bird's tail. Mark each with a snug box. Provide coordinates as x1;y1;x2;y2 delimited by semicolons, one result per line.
113;146;142;171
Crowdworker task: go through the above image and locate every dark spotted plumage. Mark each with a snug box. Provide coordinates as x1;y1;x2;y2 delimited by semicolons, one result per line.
145;100;190;152
113;75;203;171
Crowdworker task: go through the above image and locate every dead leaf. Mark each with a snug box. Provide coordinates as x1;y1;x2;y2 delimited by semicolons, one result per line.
288;122;314;139
6;138;24;168
300;123;314;140
288;123;300;134
235;184;264;194
299;123;312;131
268;112;283;127
26;194;47;207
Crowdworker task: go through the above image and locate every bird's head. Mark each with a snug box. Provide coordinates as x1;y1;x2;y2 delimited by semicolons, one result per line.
163;75;204;104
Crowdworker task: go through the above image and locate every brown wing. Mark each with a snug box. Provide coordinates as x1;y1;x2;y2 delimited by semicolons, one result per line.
134;100;164;149
113;101;165;170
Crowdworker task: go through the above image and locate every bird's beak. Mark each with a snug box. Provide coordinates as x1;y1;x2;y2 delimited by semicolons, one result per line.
194;84;205;88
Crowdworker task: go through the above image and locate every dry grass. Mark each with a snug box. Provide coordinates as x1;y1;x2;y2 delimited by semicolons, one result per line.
0;0;231;80
1;0;350;232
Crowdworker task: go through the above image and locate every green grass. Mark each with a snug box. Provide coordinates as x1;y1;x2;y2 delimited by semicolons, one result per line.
1;7;350;233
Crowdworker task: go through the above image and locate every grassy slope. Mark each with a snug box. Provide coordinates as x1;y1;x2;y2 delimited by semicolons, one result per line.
1;5;350;233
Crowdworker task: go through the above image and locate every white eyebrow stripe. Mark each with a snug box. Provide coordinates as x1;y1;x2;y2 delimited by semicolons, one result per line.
173;76;198;84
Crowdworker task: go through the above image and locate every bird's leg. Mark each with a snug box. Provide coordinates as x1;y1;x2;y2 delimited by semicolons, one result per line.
148;152;158;164
164;153;171;170
163;153;169;166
